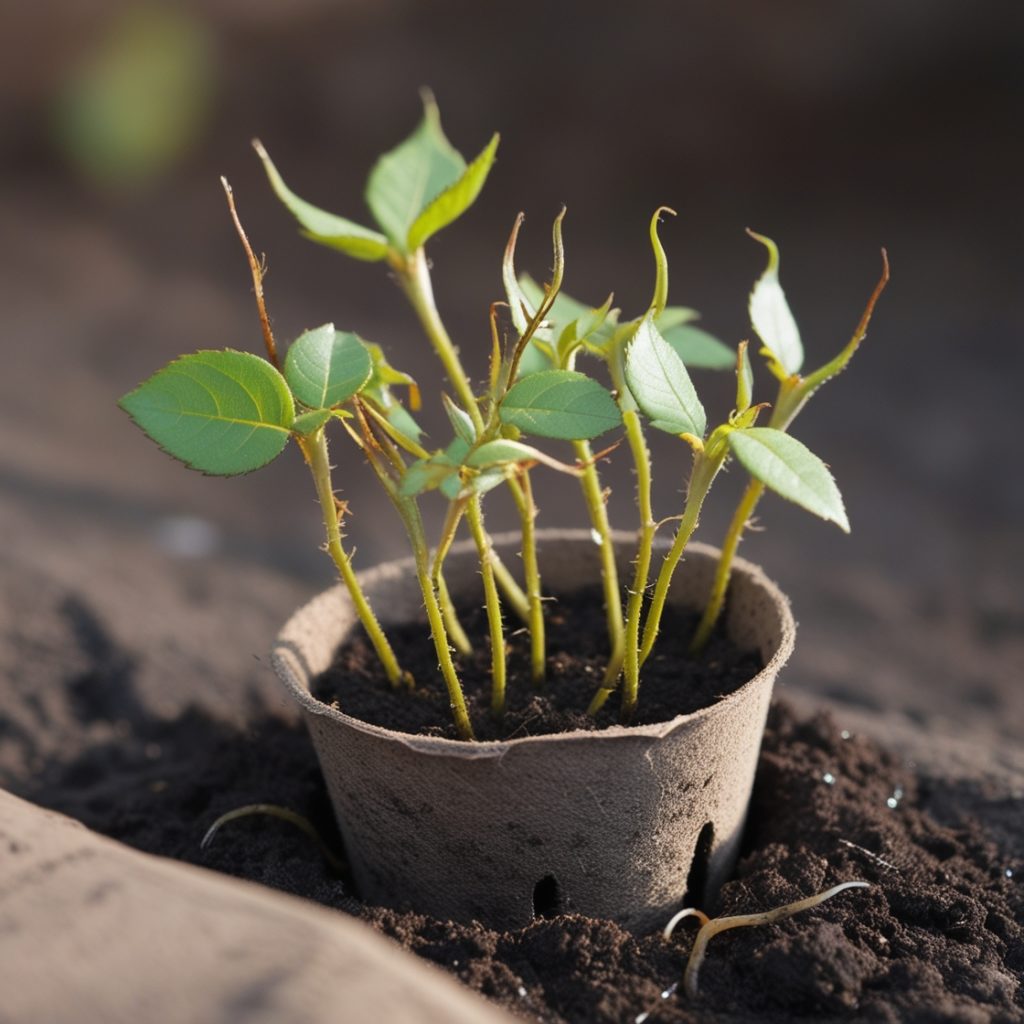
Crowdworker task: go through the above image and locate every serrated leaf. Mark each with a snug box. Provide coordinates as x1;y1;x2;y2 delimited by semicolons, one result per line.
748;231;803;375
292;409;333;435
365;97;467;251
284;325;372;410
500;369;621;441
727;427;848;531
254;141;389;262
407;132;498;250
736;341;753;412
120;350;294;475
661;323;736;370
624;314;706;437
442;393;477;444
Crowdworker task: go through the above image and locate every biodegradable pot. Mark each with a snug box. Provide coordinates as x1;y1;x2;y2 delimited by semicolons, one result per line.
273;530;795;934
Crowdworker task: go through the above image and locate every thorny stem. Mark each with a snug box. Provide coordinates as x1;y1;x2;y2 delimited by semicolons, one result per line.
616;409;655;722
573;439;624;684
639;446;727;666
394;246;532;622
663;881;869;1000
465;498;508;717
432;500;472;656
691;251;890;654
509;468;546;685
306;429;408;688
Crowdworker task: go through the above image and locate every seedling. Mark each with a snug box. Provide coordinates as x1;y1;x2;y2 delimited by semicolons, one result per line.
662;880;870;999
120;93;887;739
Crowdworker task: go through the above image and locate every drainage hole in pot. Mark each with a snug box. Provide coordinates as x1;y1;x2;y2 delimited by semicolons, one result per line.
532;874;564;919
683;822;714;907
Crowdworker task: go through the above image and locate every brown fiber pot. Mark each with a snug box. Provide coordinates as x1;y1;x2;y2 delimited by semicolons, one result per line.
272;530;795;934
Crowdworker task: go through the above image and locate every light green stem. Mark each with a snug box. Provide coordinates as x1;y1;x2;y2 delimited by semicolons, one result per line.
509;469;546;685
396;248;531;622
690;479;765;653
466;498;507;717
432;502;472;656
639;453;723;666
618;409;654;722
306;431;407;688
573;439;624;685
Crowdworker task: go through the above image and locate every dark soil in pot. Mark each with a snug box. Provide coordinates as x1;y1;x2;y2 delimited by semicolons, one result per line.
14;690;1023;1023
312;587;763;740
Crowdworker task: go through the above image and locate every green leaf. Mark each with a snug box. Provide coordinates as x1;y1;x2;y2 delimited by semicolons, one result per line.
400;458;455;497
467;439;580;477
657;306;699;331
464;468;507;497
500;369;621;441
624;314;706;437
292;409;333;436
284;325;373;410
254;141;389;262
439;473;465;501
748;230;803;375
442;393;477;444
736;340;753;412
407;132;499;250
365;95;467;251
120;350;294;476
727;427;849;531
661;323;736;370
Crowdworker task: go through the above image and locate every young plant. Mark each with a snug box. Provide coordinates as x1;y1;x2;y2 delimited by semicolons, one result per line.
120;95;885;739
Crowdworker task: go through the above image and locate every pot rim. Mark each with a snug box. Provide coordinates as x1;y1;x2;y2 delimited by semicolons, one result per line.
273;530;795;756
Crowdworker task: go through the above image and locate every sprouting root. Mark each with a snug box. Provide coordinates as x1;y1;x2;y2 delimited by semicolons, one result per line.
663;880;870;999
200;803;345;873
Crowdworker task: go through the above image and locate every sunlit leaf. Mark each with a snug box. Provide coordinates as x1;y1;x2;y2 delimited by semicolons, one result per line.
736;340;753;413
254;141;390;262
500;370;621;441
120;350;294;476
284;325;372;410
727;427;848;531
365;95;467;251
407;133;499;250
624;314;706;437
748;230;803;375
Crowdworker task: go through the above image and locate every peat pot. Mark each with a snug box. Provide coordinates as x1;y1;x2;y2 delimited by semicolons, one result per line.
273;530;795;934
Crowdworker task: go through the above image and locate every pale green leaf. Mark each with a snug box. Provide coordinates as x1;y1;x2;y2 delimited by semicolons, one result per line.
254;141;389;262
727;427;848;531
748;231;803;375
464;468;507;497
284;325;372;410
439;473;465;500
624;314;706;437
400;458;453;497
442;393;477;444
661;324;735;370
656;306;699;331
500;370;621;441
365;98;466;250
736;341;753;412
407;133;499;250
120;350;294;476
292;409;333;435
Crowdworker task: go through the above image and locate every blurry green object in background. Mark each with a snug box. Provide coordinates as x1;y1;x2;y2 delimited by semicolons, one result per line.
53;4;215;190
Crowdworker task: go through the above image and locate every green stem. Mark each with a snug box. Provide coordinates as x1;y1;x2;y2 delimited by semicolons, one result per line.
509;469;546;685
396;247;532;622
690;479;765;653
305;430;408;688
618;409;654;722
466;498;507;717
432;501;472;656
640;452;724;666
573;439;624;685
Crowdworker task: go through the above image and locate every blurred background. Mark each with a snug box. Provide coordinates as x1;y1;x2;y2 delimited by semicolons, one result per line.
1;1;1022;760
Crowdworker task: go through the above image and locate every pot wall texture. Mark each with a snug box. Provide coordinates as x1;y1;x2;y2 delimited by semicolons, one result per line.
274;531;795;933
